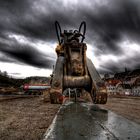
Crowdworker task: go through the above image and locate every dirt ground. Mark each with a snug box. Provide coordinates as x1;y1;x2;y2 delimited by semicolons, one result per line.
99;95;140;124
0;97;60;140
0;95;140;140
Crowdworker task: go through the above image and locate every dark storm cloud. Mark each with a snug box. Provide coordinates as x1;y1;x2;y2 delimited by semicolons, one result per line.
1;0;140;44
0;0;140;72
0;0;74;41
0;53;16;63
86;0;140;55
0;38;54;69
0;0;56;69
0;0;30;33
99;53;140;74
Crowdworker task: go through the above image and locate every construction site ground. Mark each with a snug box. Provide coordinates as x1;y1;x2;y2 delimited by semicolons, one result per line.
0;95;140;140
0;97;60;140
99;95;140;124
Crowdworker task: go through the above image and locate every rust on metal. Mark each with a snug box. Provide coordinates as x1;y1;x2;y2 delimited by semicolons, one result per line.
64;76;90;88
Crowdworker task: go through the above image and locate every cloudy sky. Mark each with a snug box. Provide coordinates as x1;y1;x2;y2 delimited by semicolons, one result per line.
0;0;140;78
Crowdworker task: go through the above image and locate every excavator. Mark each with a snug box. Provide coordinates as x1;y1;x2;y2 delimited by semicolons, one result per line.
48;21;107;104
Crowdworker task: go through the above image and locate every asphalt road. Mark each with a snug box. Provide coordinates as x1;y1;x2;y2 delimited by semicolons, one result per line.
43;101;140;140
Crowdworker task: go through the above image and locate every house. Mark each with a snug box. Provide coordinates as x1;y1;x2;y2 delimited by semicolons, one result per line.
131;77;140;96
105;78;120;95
116;83;131;95
104;69;140;96
123;69;140;96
